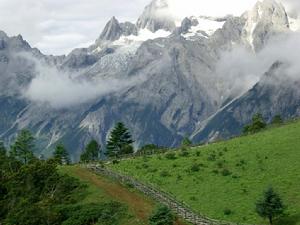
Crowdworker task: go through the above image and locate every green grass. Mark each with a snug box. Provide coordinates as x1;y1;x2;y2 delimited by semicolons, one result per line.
109;121;300;225
59;166;188;225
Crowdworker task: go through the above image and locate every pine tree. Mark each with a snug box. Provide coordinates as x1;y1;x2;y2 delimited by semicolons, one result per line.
106;122;134;157
10;129;35;164
53;144;70;165
256;187;285;225
80;140;101;162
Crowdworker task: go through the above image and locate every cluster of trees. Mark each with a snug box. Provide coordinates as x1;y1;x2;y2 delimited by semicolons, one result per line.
243;114;283;134
0;130;126;225
80;122;134;162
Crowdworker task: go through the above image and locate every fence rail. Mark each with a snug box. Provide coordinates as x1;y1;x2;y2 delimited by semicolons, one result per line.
85;164;254;225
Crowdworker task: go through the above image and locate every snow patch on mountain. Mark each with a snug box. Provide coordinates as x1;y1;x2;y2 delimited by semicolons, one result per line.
113;29;171;46
182;16;226;39
288;16;300;31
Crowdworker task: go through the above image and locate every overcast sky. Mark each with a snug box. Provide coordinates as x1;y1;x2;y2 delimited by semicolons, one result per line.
0;0;298;55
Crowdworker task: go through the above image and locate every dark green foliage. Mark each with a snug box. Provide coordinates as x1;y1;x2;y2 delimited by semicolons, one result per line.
207;153;216;161
256;187;285;225
0;151;126;225
221;168;231;176
179;148;189;157
160;170;170;177
190;163;200;172
80;140;101;162
58;202;124;225
149;205;175;225
10;129;35;164
0;155;81;225
164;152;176;160
181;136;192;147
53;144;70;165
224;208;233;215
243;113;267;134
271;115;283;125
106;122;134;157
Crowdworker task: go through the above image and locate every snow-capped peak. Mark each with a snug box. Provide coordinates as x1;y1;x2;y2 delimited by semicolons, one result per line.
136;0;176;32
242;0;289;50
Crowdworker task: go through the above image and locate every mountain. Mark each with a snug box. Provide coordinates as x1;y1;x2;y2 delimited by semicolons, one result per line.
192;62;300;142
0;0;299;160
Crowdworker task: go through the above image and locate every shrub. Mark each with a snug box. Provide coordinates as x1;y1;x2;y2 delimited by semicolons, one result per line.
243;113;267;134
190;163;200;172
212;169;219;174
190;196;197;201
149;205;175;225
112;160;119;165
142;163;149;169
176;175;182;181
207;153;216;161
165;152;176;160
216;160;225;168
195;151;201;157
148;168;158;173
221;168;231;176
160;170;171;177
179;149;189;157
223;208;233;215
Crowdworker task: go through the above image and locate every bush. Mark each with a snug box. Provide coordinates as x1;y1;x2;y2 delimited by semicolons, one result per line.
195;151;201;157
160;170;171;177
216;160;225;168
190;163;200;172
207;153;216;161
149;205;175;225
148;168;158;173
165;152;176;160
112;160;119;164
243;113;266;134
142;163;149;169
221;168;231;176
60;202;124;225
223;208;233;215
179;148;189;157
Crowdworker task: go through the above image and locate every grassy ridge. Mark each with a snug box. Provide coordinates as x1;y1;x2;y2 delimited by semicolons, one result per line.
109;121;300;225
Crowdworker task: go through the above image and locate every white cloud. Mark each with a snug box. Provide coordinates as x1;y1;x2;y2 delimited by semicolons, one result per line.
22;56;147;108
215;32;300;99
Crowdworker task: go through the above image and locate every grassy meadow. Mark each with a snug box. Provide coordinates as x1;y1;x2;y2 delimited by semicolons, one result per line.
109;121;300;225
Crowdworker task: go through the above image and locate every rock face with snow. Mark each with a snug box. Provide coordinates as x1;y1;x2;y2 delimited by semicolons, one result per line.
0;0;299;160
241;0;290;51
136;0;176;32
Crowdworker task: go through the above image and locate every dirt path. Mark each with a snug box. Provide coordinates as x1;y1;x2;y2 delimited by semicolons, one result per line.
71;166;186;225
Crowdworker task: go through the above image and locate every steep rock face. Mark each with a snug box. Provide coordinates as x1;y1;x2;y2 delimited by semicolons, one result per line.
192;62;300;142
98;17;123;42
136;0;176;32
242;0;289;51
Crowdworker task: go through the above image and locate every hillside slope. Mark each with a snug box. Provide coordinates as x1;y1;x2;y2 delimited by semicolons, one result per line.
109;121;300;225
60;166;186;225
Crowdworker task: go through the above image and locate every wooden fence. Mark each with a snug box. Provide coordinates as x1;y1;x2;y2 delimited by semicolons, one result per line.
85;164;253;225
